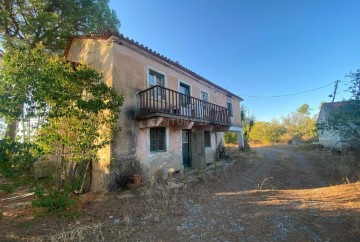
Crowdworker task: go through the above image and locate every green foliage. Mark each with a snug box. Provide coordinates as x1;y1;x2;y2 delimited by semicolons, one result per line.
318;101;360;140
281;104;317;141
248;104;317;144
0;45;123;203
0;183;14;193
347;69;360;100
32;187;76;213
250;120;286;144
224;132;238;145
0;0;122;211
317;70;360;141
0;45;123;160
241;106;255;143
0;139;40;178
0;0;120;52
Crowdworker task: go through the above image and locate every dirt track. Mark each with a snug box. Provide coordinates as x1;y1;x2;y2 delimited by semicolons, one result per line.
1;146;360;241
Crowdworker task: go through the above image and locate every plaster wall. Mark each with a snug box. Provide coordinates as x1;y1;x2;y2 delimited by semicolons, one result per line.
112;42;241;122
67;38;114;191
318;130;341;148
67;37;241;190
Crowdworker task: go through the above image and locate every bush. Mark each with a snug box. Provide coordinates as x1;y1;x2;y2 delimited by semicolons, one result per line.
0;140;40;178
32;187;76;213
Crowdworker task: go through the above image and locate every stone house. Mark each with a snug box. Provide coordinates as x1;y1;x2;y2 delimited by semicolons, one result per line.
65;33;243;191
317;101;360;150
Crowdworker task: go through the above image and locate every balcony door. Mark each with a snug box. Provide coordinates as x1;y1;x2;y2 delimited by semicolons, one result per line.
179;82;191;116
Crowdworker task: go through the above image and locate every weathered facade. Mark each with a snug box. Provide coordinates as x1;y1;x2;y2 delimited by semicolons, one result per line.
65;33;243;191
317;101;360;150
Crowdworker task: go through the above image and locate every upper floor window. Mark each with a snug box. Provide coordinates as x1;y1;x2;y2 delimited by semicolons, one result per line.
149;70;165;100
227;97;233;117
201;91;208;102
149;70;164;87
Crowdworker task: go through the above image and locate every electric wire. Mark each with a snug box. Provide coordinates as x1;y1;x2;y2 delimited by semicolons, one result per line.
239;81;349;98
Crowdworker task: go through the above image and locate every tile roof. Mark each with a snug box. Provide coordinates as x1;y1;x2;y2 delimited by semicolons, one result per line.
64;31;243;101
317;100;360;123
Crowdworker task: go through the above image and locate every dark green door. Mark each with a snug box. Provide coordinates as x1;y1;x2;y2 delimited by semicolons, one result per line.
182;130;191;167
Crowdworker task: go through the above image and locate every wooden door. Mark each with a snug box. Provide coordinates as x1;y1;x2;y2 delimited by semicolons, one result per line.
182;130;191;168
191;131;205;170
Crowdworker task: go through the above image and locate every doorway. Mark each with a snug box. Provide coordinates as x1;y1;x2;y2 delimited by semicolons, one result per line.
179;83;191;116
182;130;191;168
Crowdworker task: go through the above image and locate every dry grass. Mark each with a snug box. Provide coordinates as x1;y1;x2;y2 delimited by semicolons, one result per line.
301;149;360;182
218;182;360;212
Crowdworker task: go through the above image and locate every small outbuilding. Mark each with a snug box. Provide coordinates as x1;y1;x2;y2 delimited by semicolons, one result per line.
316;101;360;150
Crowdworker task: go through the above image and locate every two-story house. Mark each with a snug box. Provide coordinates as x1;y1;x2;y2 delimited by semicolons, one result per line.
65;33;243;191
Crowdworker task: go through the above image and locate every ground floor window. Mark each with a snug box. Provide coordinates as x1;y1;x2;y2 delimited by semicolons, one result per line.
150;127;166;152
204;131;211;147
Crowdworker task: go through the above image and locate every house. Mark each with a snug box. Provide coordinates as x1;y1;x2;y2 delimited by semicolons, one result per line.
65;32;243;191
317;101;360;150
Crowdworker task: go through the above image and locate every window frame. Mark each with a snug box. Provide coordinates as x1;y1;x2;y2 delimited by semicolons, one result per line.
204;131;211;148
150;127;166;152
148;69;165;100
200;90;209;102
227;98;233;117
148;69;165;87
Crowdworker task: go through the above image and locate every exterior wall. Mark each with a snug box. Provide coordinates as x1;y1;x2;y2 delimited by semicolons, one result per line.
318;129;341;149
205;132;217;165
67;38;114;192
67;36;242;191
136;126;183;180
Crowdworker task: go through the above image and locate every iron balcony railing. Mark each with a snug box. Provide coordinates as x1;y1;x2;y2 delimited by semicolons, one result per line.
137;85;230;125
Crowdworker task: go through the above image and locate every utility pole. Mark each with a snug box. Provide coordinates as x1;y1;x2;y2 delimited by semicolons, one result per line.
329;80;339;102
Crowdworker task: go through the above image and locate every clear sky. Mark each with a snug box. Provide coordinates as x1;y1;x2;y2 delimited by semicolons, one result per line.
109;0;359;121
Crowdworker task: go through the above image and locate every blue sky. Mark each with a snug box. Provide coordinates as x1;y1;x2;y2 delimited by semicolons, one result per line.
109;0;359;121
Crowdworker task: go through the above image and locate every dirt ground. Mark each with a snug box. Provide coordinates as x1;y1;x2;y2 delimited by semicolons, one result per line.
1;146;360;241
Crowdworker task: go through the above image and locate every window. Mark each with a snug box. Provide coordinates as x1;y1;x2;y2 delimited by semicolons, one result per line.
179;82;191;107
150;127;166;152
201;91;208;102
149;70;165;100
149;70;164;87
227;97;233;117
227;102;233;117
204;131;211;147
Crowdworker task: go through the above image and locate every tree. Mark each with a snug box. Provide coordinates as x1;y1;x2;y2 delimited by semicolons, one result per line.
0;0;120;52
224;132;237;145
249;120;286;144
281;104;317;141
241;106;255;150
0;46;123;187
0;0;120;141
318;71;360;141
347;70;360;100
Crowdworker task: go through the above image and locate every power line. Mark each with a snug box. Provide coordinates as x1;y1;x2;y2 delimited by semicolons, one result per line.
239;81;337;98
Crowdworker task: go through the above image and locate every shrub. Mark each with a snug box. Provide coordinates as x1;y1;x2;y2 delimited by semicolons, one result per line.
0;140;40;178
32;187;76;213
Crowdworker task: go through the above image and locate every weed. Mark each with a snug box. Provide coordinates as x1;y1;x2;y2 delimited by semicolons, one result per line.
32;187;76;214
0;183;14;193
34;222;105;242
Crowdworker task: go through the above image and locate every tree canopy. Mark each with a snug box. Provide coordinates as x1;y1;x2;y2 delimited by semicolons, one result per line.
248;104;317;145
0;0;122;204
0;0;120;52
317;71;360;141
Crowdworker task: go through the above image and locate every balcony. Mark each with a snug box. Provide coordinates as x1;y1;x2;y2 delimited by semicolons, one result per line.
137;85;230;125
